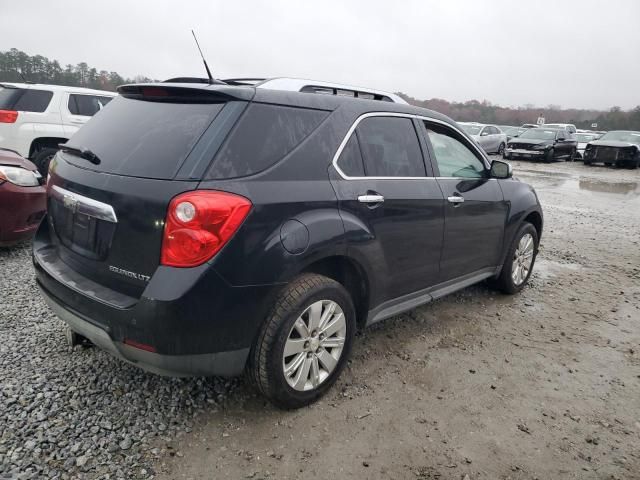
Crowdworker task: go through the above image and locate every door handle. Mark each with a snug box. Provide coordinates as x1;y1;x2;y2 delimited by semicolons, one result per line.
447;195;465;204
358;194;384;204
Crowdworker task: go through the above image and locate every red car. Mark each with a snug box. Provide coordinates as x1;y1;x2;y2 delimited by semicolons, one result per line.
0;148;46;246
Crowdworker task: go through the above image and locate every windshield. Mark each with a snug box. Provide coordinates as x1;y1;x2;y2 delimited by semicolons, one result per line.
518;129;558;140
576;133;598;142
503;127;524;136
598;131;640;144
460;124;482;135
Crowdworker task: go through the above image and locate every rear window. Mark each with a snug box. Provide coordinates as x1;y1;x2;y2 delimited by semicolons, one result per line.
206;103;328;179
68;94;114;116
63;96;224;179
0;87;53;112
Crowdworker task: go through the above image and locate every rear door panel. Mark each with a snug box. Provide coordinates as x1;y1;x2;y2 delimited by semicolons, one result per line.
330;115;445;304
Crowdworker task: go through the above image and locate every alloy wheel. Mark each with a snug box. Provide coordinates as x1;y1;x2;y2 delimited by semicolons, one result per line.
282;300;346;391
512;233;534;286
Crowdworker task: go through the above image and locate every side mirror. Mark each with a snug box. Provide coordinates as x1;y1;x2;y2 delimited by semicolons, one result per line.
490;160;512;179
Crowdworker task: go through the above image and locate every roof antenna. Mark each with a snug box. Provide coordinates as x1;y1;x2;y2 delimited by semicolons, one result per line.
191;30;214;84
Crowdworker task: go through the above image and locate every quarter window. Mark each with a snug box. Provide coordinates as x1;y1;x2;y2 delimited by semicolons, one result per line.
207;103;328;179
68;94;114;116
425;122;487;178
11;89;53;112
336;134;365;177
355;116;425;177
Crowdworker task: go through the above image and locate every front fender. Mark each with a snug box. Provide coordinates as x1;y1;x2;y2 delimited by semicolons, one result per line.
498;179;543;265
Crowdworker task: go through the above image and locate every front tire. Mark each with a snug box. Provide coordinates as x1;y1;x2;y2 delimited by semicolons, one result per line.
489;222;539;294
544;148;555;163
498;143;506;155
32;148;57;176
247;273;356;409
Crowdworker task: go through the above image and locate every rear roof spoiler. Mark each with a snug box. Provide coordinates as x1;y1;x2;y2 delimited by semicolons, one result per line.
117;83;254;102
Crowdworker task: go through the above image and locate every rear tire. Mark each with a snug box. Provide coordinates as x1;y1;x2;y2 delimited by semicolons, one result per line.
567;148;576;162
32;148;57;176
489;222;539;295
247;273;356;409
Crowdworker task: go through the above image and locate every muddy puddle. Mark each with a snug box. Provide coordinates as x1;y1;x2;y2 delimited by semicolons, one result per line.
516;170;640;200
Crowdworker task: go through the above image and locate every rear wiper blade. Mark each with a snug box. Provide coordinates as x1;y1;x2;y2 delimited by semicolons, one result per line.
58;144;101;165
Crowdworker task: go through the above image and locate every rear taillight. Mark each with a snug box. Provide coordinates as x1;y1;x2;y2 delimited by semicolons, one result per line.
161;190;252;268
0;110;18;123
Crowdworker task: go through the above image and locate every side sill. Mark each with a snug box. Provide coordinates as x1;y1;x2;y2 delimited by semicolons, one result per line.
365;267;496;326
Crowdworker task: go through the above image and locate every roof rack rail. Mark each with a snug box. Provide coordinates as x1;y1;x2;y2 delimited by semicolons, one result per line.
256;78;407;104
162;76;407;104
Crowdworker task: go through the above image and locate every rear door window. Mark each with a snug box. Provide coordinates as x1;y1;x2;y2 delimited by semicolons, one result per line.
355;116;425;177
62;96;225;179
68;94;114;116
207;103;328;179
0;87;53;112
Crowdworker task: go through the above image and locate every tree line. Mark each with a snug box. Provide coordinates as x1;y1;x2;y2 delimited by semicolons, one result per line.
0;48;153;92
2;48;639;131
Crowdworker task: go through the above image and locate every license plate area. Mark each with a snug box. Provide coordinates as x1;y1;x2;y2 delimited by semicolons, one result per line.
49;196;116;261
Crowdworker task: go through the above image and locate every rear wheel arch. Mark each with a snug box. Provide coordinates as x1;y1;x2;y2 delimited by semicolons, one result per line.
300;255;370;330
29;137;68;158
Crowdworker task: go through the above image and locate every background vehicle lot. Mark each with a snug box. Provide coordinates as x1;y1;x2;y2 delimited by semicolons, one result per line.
1;159;639;479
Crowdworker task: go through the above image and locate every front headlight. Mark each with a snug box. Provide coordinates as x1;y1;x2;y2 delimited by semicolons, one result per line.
532;144;550;150
0;165;41;187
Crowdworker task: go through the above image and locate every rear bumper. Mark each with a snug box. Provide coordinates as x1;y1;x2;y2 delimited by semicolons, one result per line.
0;182;46;245
41;288;249;377
33;219;281;377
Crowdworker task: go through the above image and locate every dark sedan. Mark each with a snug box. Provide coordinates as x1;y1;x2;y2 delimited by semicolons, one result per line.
0;149;46;246
583;131;640;168
504;128;577;162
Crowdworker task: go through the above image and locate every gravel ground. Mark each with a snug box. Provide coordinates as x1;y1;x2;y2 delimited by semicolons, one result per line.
1;158;639;479
0;246;240;479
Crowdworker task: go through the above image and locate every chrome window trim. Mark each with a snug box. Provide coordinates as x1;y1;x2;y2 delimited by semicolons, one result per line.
50;185;118;223
332;112;491;181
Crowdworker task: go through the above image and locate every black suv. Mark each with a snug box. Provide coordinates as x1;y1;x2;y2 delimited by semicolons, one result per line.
33;81;543;408
504;127;578;162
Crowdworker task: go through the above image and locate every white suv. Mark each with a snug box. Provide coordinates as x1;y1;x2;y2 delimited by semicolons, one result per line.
0;83;116;173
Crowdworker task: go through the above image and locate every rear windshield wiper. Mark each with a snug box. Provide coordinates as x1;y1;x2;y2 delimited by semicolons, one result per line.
58;144;101;165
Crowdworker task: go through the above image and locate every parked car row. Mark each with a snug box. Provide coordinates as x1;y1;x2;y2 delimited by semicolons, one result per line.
0;82;116;175
456;119;639;168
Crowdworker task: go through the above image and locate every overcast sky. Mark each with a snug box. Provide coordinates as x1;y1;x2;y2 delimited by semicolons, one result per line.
2;0;639;110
